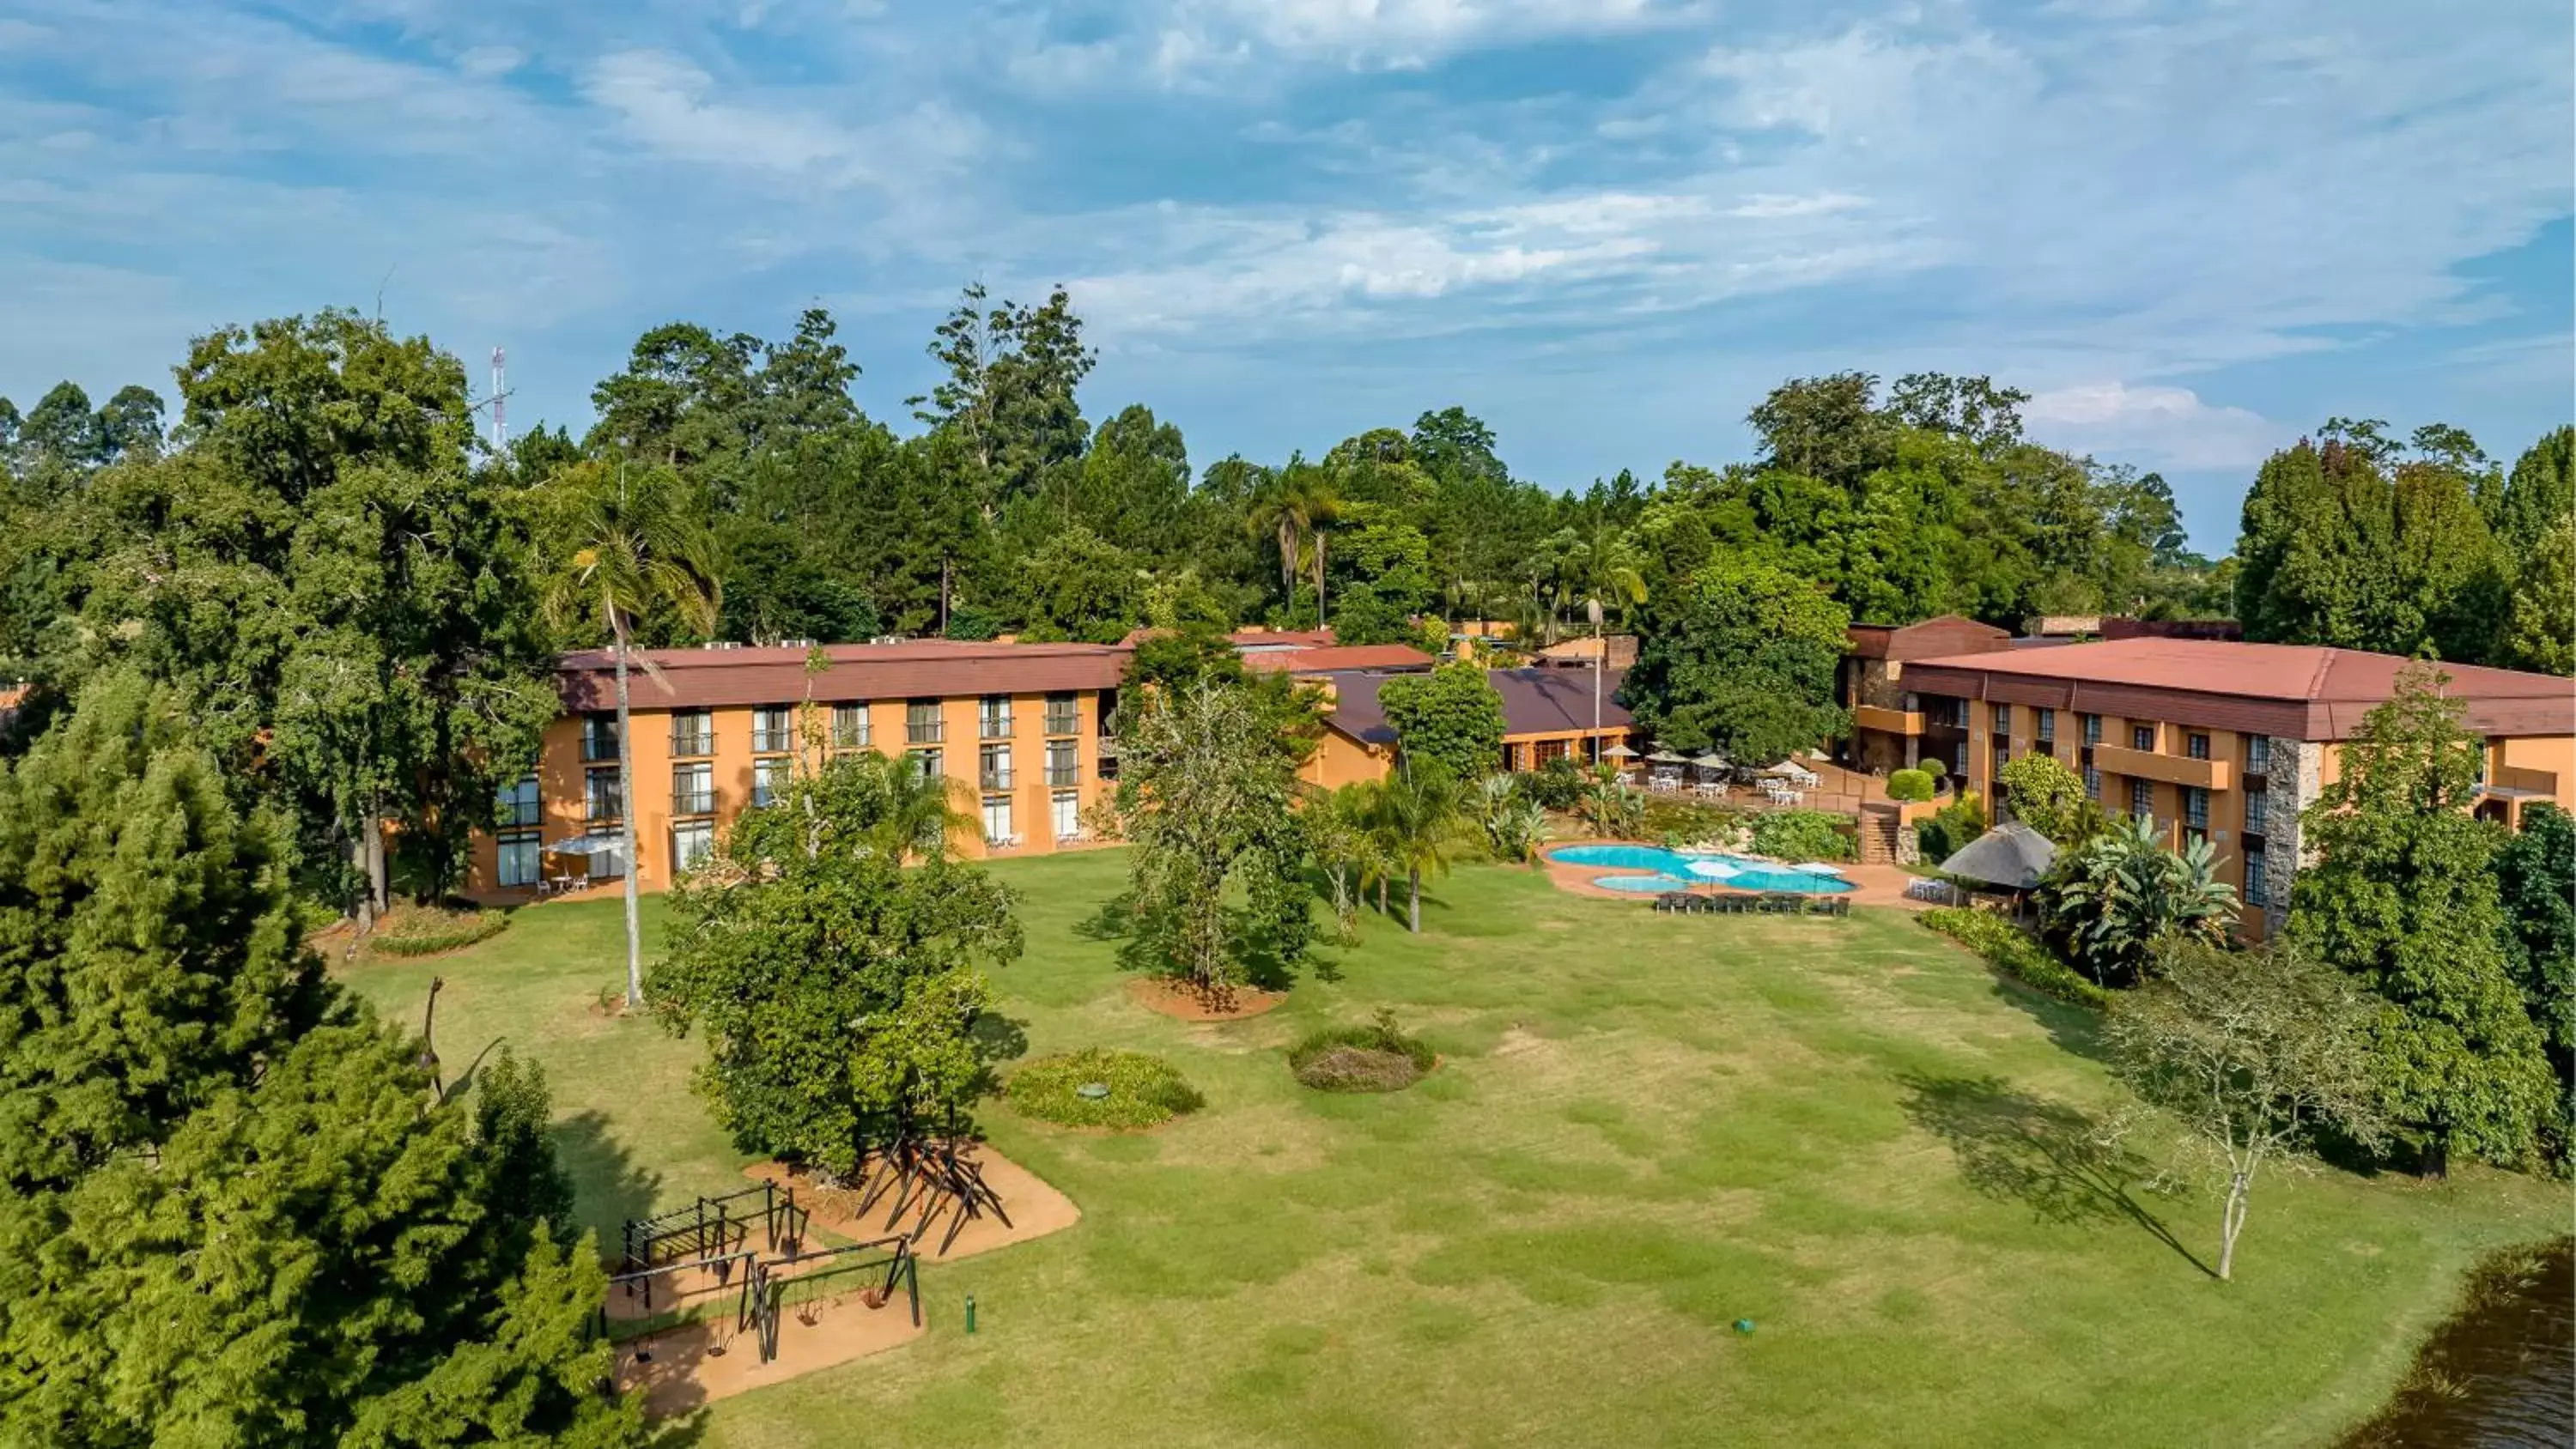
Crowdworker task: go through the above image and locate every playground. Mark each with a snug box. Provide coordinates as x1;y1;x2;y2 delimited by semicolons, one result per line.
345;849;2567;1446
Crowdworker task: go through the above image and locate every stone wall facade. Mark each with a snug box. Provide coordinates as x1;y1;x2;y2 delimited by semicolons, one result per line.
2261;737;2325;937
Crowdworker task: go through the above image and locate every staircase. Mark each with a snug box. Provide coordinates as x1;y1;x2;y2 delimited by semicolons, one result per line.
1857;805;1902;864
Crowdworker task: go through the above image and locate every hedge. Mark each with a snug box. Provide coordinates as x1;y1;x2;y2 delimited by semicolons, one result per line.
1917;906;2112;1009
365;904;511;958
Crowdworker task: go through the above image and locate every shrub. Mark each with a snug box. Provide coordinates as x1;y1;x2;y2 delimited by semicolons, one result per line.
1920;907;2112;1009
1288;1011;1436;1093
1917;791;1989;865
1886;768;1935;803
1526;755;1588;812
1749;809;1854;862
1641;799;1744;845
1008;1050;1206;1129
365;901;510;958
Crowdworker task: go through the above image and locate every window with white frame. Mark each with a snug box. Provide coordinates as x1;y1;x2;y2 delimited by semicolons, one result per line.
832;703;869;749
585;769;623;823
671;761;714;815
671;820;714;875
910;747;942;779
752;755;792;807
1046;739;1078;786
981;794;1013;844
979;743;1012;791
1052;789;1080;840
979;694;1014;738
496;832;541;888
751;705;796;754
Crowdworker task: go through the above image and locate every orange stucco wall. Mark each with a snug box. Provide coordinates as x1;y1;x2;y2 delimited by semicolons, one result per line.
465;687;1115;898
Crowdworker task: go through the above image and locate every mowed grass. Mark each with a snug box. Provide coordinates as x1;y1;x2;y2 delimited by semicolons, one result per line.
343;852;2564;1448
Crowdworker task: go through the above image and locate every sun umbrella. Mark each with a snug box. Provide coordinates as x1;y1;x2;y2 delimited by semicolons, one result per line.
1647;749;1690;764
1602;744;1638;759
1690;752;1728;769
1685;859;1741;880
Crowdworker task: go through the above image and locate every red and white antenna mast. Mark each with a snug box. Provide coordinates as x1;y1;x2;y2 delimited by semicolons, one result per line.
489;347;508;452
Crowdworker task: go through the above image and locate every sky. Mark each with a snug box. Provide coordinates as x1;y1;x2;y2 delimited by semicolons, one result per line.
2;0;2569;552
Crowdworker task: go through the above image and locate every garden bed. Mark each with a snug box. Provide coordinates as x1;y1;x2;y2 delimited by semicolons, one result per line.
361;901;510;959
1126;975;1285;1021
1289;1015;1437;1093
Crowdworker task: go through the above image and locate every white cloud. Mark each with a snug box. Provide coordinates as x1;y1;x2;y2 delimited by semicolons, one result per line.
1727;191;1868;219
1160;0;1698;71
2025;382;2284;470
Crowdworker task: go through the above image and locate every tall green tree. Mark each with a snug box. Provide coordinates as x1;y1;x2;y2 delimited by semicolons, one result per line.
0;678;633;1446
1108;676;1316;1002
538;464;721;1008
654;752;1016;1179
1377;660;1507;785
2287;666;2555;1175
1622;559;1849;762
1996;752;2093;844
1368;762;1469;934
2492;803;2574;1136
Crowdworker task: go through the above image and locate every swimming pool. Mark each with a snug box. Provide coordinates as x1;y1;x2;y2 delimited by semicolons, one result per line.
1548;843;1856;894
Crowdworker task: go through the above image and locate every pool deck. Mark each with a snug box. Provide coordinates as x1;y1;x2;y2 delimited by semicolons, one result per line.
1541;841;1936;913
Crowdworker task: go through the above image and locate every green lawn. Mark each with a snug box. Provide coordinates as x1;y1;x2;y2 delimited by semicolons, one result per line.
343;852;2562;1448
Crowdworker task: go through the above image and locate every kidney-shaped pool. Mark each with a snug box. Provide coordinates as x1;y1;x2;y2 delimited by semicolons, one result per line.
1548;843;1856;894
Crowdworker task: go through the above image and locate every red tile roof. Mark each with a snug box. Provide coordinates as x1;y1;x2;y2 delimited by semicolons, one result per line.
1242;645;1438;674
1904;639;2573;741
555;640;1131;712
1229;627;1336;650
1320;667;1631;745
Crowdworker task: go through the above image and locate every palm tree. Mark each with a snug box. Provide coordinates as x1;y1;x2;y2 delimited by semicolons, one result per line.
541;468;721;1009
1374;762;1467;933
1308;782;1378;942
1249;464;1342;627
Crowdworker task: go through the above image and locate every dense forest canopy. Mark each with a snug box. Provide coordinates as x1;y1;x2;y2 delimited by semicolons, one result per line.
0;288;2566;908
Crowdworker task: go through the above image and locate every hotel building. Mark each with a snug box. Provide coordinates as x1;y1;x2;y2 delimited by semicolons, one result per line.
1849;635;2576;939
465;640;1128;898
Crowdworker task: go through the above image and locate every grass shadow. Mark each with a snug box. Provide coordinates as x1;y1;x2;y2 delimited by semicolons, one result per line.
1898;1072;2215;1279
553;1108;666;1245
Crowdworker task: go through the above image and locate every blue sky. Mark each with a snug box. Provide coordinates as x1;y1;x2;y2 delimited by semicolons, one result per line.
3;0;2568;551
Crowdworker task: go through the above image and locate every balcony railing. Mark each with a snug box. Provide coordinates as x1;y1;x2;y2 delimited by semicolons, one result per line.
2096;744;2232;791
1044;710;1079;737
1850;704;1924;737
831;724;869;749
580;735;620;763
908;720;945;745
671;791;714;815
1046;765;1080;787
585;800;623;826
750;727;796;754
980;769;1013;791
980;714;1014;740
669;730;714;757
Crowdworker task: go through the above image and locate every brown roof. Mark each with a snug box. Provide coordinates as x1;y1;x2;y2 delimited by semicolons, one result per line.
1904;639;2574;741
555;640;1130;712
1229;627;1336;651
1320;667;1631;748
1243;645;1438;674
1847;615;2013;661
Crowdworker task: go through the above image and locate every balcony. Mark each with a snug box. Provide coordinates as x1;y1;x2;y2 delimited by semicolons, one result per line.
2093;744;2233;791
669;730;714;758
907;720;945;745
1851;704;1925;737
2492;763;2561;797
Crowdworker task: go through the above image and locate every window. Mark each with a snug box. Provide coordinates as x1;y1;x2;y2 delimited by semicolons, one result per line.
496;832;541;888
2036;708;2055;743
2081;712;2101;746
2129;778;2153;821
586;843;625;882
585;769;623;824
980;695;1014;739
981;794;1013;844
980;743;1013;791
2245;734;2270;775
2131;724;2156;752
580;713;620;763
910;747;942;779
2186;733;2211;761
669;711;713;757
671;820;714;875
497;774;541;828
1992;703;2011;736
2082;763;2101;800
671;761;714;815
2243;784;2268;836
751;705;796;754
1046;739;1078;787
2183;785;2208;835
831;703;870;749
1534;738;1569;765
752;756;792;807
1953;740;1971;777
1044;693;1079;737
2243;843;2269;906
907;700;944;744
1052;789;1081;840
